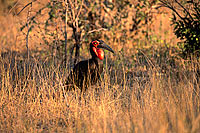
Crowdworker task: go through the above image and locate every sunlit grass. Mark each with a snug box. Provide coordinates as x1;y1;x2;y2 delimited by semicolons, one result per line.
0;49;199;132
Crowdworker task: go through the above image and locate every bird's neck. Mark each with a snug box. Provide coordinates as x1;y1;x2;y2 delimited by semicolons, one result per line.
92;56;104;67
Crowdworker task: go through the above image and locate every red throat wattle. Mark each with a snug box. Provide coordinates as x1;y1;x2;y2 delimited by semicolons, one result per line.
92;47;104;60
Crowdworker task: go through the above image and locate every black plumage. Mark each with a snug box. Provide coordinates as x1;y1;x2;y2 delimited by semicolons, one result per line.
66;40;114;92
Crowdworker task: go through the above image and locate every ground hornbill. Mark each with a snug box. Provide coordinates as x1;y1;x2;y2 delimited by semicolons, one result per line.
66;40;114;92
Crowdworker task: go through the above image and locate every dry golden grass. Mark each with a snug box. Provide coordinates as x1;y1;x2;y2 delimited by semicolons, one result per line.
0;49;200;132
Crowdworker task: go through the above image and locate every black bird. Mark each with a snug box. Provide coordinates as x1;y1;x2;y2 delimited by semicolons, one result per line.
66;40;114;92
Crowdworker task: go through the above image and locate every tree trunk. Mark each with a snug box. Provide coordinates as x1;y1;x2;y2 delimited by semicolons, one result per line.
64;1;68;67
72;25;81;65
74;42;80;65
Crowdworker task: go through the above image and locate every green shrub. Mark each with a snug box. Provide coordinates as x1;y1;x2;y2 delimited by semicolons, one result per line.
160;0;200;57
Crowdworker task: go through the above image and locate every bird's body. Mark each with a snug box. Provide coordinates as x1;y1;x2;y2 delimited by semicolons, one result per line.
66;40;114;92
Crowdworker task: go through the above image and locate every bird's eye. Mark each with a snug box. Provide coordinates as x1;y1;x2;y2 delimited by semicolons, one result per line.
92;41;99;46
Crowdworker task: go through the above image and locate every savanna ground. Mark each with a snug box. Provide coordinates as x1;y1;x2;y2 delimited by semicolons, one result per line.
0;0;200;132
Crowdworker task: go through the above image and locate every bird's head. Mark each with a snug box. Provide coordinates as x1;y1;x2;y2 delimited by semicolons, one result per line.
90;40;114;60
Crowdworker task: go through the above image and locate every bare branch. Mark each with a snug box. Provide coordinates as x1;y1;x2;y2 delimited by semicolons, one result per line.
159;0;184;20
26;2;33;60
8;0;20;14
81;28;108;42
68;0;76;22
17;2;32;15
174;0;194;21
87;28;108;34
76;0;84;21
64;0;68;67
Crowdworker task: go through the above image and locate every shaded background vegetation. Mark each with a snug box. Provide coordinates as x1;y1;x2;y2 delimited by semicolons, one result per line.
0;0;200;132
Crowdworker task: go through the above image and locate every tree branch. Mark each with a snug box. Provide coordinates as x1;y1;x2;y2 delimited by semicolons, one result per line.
159;0;184;20
17;2;32;15
25;2;33;61
174;0;194;21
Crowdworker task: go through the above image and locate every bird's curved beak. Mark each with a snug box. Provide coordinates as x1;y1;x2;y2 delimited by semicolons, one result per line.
97;40;115;53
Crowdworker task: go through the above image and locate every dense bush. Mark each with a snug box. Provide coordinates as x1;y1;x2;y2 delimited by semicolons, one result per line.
160;0;200;57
